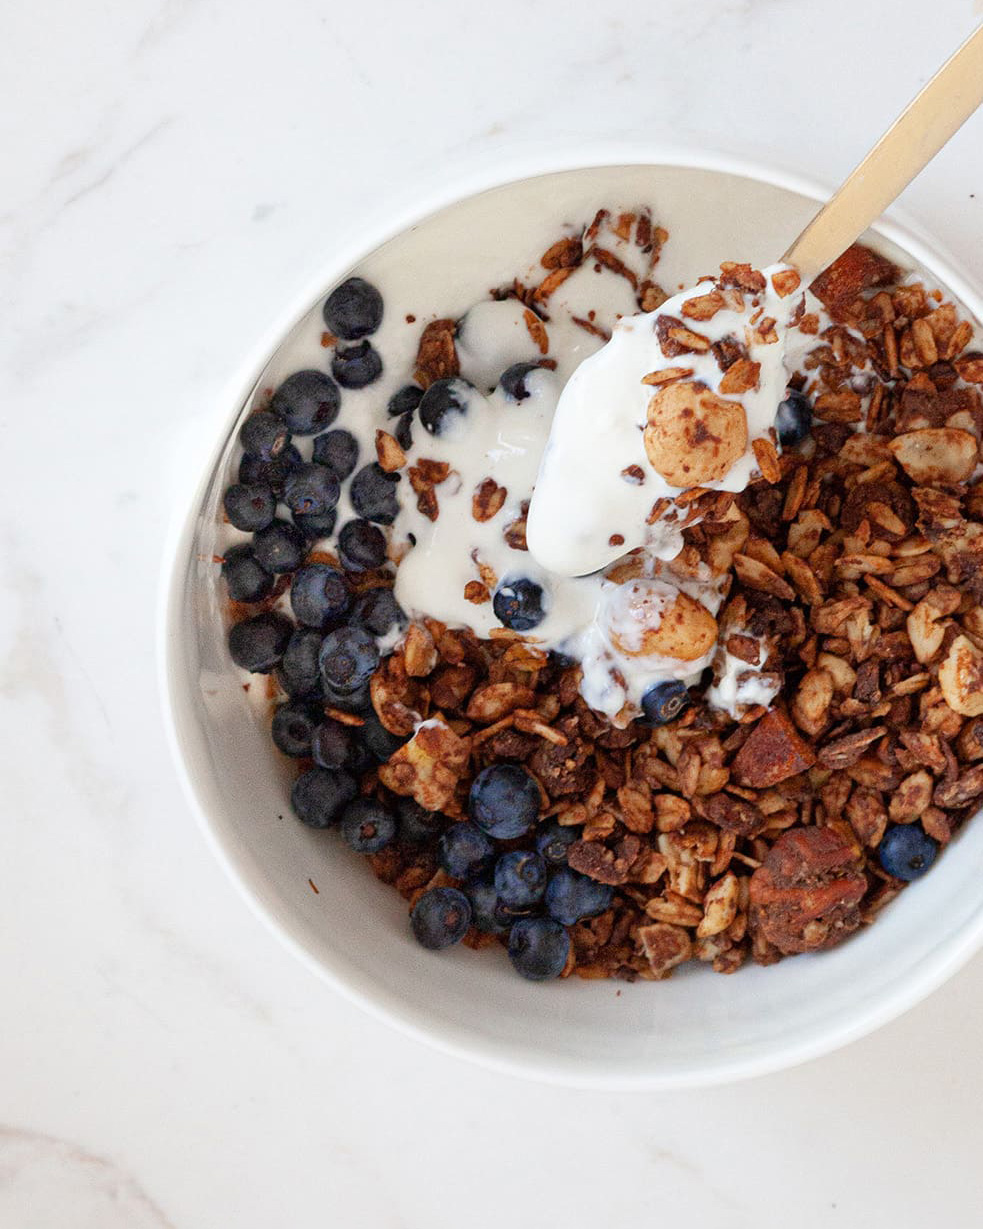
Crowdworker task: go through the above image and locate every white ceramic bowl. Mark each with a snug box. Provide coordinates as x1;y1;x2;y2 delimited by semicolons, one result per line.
159;150;983;1089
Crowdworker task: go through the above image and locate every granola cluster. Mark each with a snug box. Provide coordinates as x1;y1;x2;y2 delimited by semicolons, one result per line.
351;242;983;979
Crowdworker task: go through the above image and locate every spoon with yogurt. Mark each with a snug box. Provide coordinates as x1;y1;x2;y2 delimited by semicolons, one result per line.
528;22;983;579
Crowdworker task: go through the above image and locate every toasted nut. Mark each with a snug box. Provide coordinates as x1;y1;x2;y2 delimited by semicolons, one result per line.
378;719;470;812
732;709;816;788
637;923;693;978
792;668;834;737
403;624;438;677
939;634;983;716
374;430;406;472
815;652;857;694
697;872;740;938
887;428;978;484
607;582;718;663
889;770;934;823
907;596;948;664
644;381;748;488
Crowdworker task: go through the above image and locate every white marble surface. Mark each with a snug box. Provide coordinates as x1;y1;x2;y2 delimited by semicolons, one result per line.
4;0;983;1223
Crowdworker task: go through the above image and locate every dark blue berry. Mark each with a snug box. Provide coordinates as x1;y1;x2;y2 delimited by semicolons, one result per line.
290;564;351;628
387;384;423;417
294;508;338;540
283;463;340;518
227;611;293;673
469;763;540;839
394;411;414;451
271;370;340;435
239;410;290;460
775;389;812;447
397;798;447;847
310;719;352;769
466;878;511;934
338;519;387;571
332;340;383;389
223;482;276;532
438;821;494;879
535;819;580;866
493;578;546;632
312;428;359;479
319;625;379;694
410;887;472;950
275;628;324;699
350;463;400;525
291;766;357;829
340;798;397;853
879;824;938;881
323;277;383;340
545;867;613;925
238;443;302;495
350;588;405;638
322;680;372;716
507;916;569;981
419;377;473;436
498;362;541;402
221;544;274;603
639;680;690;726
494;851;548;909
252;519;306;573
271;702;319;757
358;713;407;763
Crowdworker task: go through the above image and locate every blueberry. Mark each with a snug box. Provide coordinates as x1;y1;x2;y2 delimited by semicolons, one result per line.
319;625;379;694
238;443;302;496
221;544;274;603
358;713;407;763
283;463;340;518
410;887;472;950
291;766;357;829
545;867;614;925
494;851;548;909
310;719;353;769
322;680;373;717
239;410;290;460
507;916;570;981
294;508;338;540
466;879;511;934
271;370;341;435
271;701;319;757
350;463;400;525
397;798;447;847
387;384;423;418
438;821;494;879
419;378;472;436
312;428;359;480
469;763;541;839
493;578;546;632
338;519;387;571
332;340;383;389
323;277;383;340
350;587;405;638
498;362;540;402
252;518;306;573
340;797;397;854
394;410;414;451
535;819;580;866
290;564;351;628
223;482;277;533
227;611;293;673
640;680;690;726
276;627;324;698
879;824;938;881
775;389;812;447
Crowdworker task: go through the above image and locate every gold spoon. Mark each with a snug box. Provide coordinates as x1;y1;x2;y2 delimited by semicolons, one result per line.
784;23;983;283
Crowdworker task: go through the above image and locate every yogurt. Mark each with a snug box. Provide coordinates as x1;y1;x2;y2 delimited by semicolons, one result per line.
527;264;805;577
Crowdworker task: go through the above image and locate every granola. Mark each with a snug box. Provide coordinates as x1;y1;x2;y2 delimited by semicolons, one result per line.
222;208;983;983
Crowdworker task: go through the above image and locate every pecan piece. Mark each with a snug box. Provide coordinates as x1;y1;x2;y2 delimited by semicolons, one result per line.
731;709;816;787
749;827;867;954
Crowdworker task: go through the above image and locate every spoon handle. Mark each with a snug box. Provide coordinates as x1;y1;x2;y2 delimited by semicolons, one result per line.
783;23;983;283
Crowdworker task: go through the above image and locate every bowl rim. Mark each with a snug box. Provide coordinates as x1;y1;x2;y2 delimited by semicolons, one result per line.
157;143;983;1090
